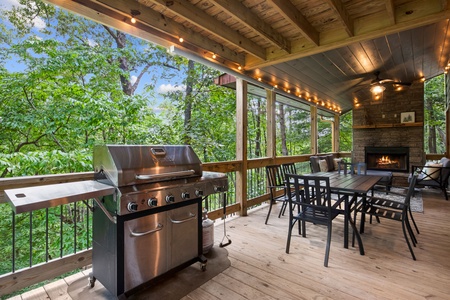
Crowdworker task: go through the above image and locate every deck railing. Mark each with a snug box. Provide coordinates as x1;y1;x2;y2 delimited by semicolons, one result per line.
0;152;357;296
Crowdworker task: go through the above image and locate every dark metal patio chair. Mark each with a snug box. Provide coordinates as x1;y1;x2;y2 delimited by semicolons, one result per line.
264;165;291;224
358;175;419;260
285;174;342;267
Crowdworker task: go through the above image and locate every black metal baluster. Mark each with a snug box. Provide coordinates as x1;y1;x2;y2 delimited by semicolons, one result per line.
12;211;16;272
60;205;63;257
46;208;49;262
74;202;77;253
29;211;32;267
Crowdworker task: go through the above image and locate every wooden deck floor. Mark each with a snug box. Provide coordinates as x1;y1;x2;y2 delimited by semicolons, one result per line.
7;189;450;299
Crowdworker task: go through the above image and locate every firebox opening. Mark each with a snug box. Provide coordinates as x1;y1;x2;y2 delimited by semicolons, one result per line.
365;147;409;172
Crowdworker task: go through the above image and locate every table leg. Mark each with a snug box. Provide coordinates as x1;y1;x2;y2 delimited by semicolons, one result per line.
349;194;365;255
343;195;349;248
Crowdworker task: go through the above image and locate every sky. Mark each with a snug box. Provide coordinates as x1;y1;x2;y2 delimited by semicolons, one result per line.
0;0;186;108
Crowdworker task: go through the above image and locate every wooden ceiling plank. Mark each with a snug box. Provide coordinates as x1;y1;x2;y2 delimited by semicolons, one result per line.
385;33;408;79
373;37;396;74
268;0;320;46
323;0;354;37
358;39;384;72
246;3;450;70
396;30;415;80
269;60;348;111
422;23;440;78
210;0;291;53
342;43;372;75
385;0;396;25
141;0;266;60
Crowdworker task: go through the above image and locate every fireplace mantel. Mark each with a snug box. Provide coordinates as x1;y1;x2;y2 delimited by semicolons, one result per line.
353;122;423;129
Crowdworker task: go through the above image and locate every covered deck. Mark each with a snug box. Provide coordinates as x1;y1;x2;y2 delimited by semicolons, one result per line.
7;188;450;299
2;0;450;298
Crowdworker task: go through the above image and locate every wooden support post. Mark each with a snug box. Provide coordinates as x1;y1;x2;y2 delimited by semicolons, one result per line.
236;78;248;216
310;105;318;154
266;89;276;159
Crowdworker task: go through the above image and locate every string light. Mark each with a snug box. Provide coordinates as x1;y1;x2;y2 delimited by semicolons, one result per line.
179;37;184;43
212;53;217;59
254;74;341;113
130;9;140;24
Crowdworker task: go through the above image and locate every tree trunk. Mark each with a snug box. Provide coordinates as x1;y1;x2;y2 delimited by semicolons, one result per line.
426;99;437;153
279;104;288;155
254;97;262;157
183;60;195;145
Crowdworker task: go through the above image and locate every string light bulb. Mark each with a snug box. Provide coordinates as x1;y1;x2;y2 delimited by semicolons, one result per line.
130;9;140;24
179;37;184;43
212;53;217;59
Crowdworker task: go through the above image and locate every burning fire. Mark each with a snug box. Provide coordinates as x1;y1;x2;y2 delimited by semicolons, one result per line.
378;156;393;164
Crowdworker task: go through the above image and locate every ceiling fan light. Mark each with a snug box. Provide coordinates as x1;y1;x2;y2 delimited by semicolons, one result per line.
370;84;385;94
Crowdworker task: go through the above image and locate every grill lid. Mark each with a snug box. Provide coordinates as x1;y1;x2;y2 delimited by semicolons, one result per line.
94;145;203;187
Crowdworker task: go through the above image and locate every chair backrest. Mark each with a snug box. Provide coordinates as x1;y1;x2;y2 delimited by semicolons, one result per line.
338;162;367;175
404;174;418;207
440;158;450;185
285;174;332;209
282;163;297;175
266;165;285;196
309;156;321;173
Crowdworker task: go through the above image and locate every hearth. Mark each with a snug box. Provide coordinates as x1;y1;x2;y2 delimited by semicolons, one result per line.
365;147;409;172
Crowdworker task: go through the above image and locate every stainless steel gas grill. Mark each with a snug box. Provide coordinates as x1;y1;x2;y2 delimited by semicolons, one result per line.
5;144;228;298
90;145;228;297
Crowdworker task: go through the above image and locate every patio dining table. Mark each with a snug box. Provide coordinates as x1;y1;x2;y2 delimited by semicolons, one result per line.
302;171;383;254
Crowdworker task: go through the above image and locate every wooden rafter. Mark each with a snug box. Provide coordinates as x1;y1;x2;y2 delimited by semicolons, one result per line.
269;0;320;46
324;0;354;37
141;0;266;60
245;0;450;69
210;0;291;53
385;0;396;25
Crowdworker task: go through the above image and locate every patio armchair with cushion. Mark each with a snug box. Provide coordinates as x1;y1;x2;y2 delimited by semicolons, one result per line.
411;157;450;200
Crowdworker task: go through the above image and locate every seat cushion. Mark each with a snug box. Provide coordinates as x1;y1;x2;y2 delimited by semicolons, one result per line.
366;170;393;184
317;154;335;171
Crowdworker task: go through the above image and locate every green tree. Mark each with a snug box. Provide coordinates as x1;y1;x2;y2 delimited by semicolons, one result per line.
424;75;446;153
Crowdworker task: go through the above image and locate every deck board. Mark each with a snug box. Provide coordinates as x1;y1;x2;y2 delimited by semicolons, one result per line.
8;188;450;299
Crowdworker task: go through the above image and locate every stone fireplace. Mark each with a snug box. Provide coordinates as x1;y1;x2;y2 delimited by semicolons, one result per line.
365;147;409;172
352;81;424;175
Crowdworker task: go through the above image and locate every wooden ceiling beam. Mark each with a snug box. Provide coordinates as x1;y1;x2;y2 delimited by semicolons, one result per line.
385;0;396;25
142;0;266;60
324;0;354;37
211;0;291;53
268;0;319;46
245;0;450;69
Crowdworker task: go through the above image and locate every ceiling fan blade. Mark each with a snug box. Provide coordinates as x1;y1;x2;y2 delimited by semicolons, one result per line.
378;78;394;84
393;81;412;86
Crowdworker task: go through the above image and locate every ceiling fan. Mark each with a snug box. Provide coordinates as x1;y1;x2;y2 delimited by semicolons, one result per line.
370;71;411;94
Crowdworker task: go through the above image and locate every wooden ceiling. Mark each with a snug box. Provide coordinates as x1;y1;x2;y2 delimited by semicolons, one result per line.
46;0;450;114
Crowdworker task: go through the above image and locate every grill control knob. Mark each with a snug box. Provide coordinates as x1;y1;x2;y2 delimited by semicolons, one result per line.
195;190;204;197
147;198;158;207
165;195;175;203
127;202;138;212
182;192;190;199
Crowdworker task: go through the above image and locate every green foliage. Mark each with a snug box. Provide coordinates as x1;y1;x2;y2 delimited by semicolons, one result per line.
339;111;353;152
424;75;446;153
0;149;92;177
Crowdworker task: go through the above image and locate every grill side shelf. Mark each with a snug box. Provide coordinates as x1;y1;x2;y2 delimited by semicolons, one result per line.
5;181;115;214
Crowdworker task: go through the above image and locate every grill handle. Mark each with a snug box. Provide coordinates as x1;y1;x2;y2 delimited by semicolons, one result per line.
135;170;196;180
130;223;163;237
169;212;196;224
